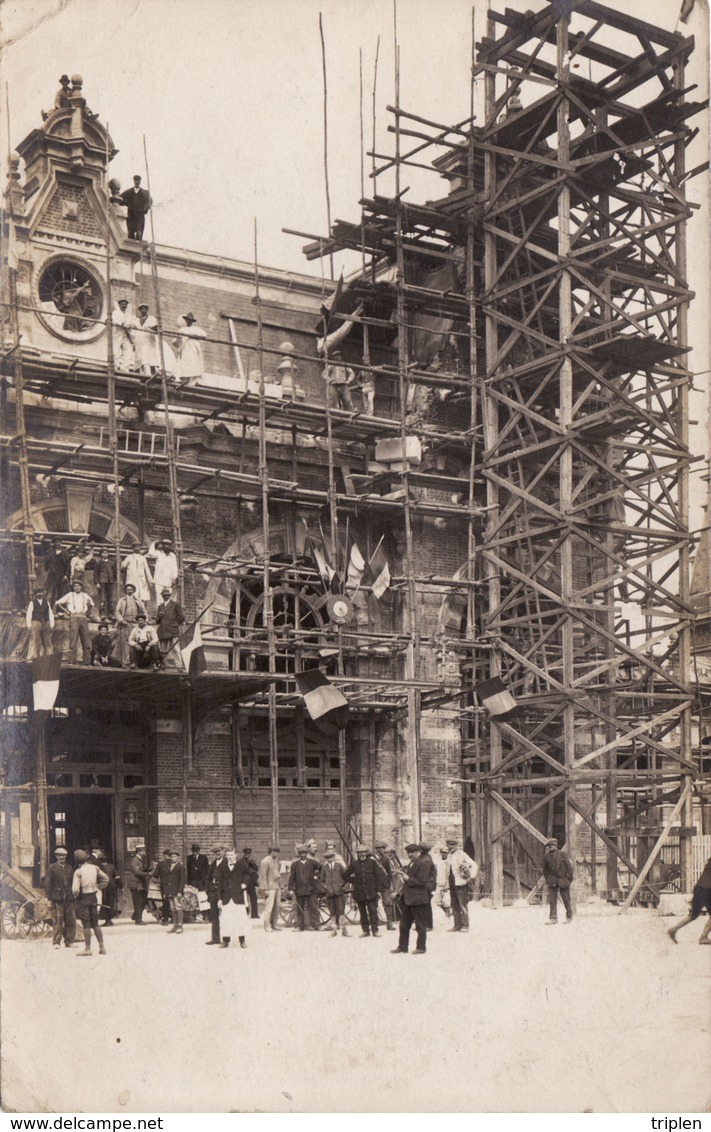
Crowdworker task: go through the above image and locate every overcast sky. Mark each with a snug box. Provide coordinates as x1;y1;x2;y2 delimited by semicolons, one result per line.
2;0;709;517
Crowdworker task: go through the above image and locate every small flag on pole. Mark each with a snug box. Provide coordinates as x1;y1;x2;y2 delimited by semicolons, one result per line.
346;543;366;593
365;541;390;600
295;668;349;735
476;675;517;717
180;622;207;675
32;653;61;724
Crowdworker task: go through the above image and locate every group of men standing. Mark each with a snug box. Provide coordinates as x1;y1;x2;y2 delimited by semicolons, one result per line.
25;537;186;669
44;845;121;956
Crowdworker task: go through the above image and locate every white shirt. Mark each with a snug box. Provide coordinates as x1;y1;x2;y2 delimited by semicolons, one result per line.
57;590;94;615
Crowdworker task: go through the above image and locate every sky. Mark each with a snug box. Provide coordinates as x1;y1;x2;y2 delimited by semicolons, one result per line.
1;0;709;518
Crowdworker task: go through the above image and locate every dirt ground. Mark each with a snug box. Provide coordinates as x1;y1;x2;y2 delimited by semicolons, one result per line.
1;901;709;1114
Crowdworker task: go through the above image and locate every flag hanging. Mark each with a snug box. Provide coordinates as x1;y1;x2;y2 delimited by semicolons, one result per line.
32;653;61;724
366;542;390;600
180;621;207;676
295;668;349;735
476;675;517;717
346;543;366;593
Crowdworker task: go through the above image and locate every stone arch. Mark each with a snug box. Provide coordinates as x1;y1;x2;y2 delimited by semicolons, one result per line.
4;497;140;545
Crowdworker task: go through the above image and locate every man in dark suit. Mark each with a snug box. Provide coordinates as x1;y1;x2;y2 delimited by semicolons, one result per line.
205;846;225;945
44;846;77;948
240;847;260;918
391;843;436;955
288;844;322;932
165;850;187;934
344;847;387;937
120;175;152;240
187;843;209;891
217;848;249;948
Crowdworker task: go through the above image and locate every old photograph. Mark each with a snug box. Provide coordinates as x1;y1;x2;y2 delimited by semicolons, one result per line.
0;0;710;1116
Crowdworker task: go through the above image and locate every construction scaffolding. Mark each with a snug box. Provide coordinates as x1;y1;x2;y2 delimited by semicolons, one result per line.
1;0;708;899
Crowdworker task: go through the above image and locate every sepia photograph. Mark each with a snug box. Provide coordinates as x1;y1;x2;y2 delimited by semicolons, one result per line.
0;0;710;1117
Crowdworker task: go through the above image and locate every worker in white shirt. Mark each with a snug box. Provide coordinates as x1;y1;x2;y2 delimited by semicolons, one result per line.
128;613;161;670
444;837;478;933
55;581;94;664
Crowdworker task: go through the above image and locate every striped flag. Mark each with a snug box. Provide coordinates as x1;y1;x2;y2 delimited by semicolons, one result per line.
32;653;61;724
476;675;517;717
346;543;366;593
365;542;390;600
179;622;207;675
295;668;349;735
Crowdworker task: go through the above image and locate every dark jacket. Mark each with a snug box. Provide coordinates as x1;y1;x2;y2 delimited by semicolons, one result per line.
542;848;574;888
126;852;151;891
343;856;387;902
120;186;152;215
163;861;186;898
156;599;186;640
218;860;248;905
288;857;321;897
95;558;115;584
206;856;225;895
402;853;436;906
44;860;74;901
320;859;348;896
187;851;209;889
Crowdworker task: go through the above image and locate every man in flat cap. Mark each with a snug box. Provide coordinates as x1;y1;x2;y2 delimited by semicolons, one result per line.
344;847;387;937
444;836;478;933
155;586;186;669
288;844;322;931
373;839;400;930
542;837;575;924
120;175;152;241
205;846;226;944
44;846;77;949
259;845;283;932
240;848;260;918
391;843;436;955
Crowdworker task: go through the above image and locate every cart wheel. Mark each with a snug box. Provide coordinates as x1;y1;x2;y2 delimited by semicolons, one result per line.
344;895;360;925
279;896;298;928
317;897;332;928
1;901;28;939
17;901;53;939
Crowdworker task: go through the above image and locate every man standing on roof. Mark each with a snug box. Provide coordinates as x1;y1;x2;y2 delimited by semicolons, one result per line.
120;175;152;241
55;580;94;664
26;586;54;659
112;298;138;372
114;582;147;665
148;539;179;607
122;545;153;606
156;587;186;669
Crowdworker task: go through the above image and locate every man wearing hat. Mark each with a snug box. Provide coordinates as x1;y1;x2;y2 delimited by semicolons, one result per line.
173;312;207;385
135;303;160;375
240;848;260;918
120;175;152;241
344;847;388;938
55;580;94;664
205;847;226;944
121;545;153;605
373;840;398;931
391;843;436;955
542;837;575;924
54;75;71;111
444;837;478;933
44;846;77;949
320;848;350;937
72;849;109;956
148;538;179;606
322;349;355;411
25;586;54;659
114;581;147;665
128;612;161;670
155;587;186;669
90;620;122;667
111;297;138;371
126;844;152;924
258;845;283;932
288;845;322;931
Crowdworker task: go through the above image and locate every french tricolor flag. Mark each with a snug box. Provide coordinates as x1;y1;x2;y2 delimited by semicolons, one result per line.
476;675;517;718
179;622;207;675
295;668;349;735
32;653;61;723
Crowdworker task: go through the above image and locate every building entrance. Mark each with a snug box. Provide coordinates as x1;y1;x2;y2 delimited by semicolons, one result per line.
49;793;113;858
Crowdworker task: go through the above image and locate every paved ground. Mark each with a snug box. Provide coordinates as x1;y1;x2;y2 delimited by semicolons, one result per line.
1;902;709;1114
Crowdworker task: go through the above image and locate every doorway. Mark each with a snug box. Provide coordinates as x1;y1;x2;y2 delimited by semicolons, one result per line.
49;793;113;858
